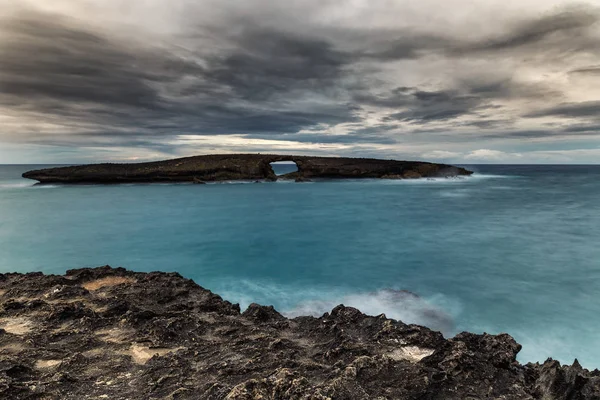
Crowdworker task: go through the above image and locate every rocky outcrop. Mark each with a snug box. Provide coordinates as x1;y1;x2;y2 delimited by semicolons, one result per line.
0;266;597;399
22;154;473;184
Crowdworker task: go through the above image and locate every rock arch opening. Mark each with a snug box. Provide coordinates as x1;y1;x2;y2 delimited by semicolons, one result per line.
269;161;298;176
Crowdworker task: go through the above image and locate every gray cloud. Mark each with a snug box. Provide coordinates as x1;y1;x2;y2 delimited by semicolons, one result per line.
525;101;600;119
569;66;600;75
381;89;486;123
203;28;350;100
0;11;364;149
356;33;453;61
0;14;178;111
358;79;556;124
562;123;600;133
0;2;600;159
463;7;599;53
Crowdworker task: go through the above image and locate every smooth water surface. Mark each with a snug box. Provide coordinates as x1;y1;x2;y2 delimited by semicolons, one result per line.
1;164;599;366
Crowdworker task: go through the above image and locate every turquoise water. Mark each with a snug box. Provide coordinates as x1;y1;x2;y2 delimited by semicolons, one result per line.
1;164;600;367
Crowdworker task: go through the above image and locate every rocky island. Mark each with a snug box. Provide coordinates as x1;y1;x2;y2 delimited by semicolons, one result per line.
0;266;598;399
22;154;473;184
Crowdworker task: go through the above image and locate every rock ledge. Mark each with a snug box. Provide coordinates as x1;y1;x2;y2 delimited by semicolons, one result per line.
0;266;597;399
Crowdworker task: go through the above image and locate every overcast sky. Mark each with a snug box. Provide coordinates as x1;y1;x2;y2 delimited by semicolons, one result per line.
1;0;600;163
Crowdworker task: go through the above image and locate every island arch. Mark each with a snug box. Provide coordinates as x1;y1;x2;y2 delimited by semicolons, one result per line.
269;160;299;176
22;154;473;183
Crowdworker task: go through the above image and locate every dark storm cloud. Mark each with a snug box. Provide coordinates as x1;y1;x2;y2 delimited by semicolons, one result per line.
1;3;600;154
562;123;600;133
356;33;453;60
340;6;600;64
0;10;358;144
459;6;600;53
321;6;600;63
483;129;557;139
362;87;494;123
356;76;562;125
202;27;350;101
478;125;600;141
0;14;184;112
569;66;600;76
462;79;560;100
524;101;600;119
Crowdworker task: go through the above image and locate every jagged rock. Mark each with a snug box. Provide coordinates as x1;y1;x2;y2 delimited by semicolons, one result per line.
0;266;597;399
242;304;286;323
22;154;473;184
530;358;600;399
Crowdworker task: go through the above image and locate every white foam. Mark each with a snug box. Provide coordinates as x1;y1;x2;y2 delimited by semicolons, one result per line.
467;174;518;179
0;182;33;189
369;175;499;185
32;185;59;189
439;189;472;198
285;289;456;335
215;280;458;335
208;180;259;185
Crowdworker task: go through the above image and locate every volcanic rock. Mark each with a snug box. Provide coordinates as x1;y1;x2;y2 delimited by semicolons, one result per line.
22;154;473;184
0;266;597;399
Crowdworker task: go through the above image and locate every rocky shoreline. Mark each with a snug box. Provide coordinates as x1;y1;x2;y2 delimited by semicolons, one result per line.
0;266;597;399
21;154;473;184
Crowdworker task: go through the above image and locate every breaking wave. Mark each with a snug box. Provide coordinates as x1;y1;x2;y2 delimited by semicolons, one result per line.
215;280;458;336
284;289;456;335
0;182;33;189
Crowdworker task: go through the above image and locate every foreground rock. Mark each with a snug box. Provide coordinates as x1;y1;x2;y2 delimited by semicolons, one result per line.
22;154;472;184
0;267;598;399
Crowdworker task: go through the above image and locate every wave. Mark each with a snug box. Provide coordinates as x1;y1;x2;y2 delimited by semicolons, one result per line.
438;188;472;198
215;280;457;335
32;184;60;189
285;289;456;335
0;181;64;189
375;174;515;185
468;174;519;179
0;182;34;189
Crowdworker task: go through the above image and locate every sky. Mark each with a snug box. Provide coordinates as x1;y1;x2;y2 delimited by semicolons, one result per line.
1;0;600;164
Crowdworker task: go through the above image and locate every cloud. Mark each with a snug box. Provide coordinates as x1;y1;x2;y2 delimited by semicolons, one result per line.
461;6;600;53
569;66;600;76
0;9;360;144
464;149;523;161
418;147;600;164
0;1;600;162
421;150;462;160
524;101;600;119
361;88;486;123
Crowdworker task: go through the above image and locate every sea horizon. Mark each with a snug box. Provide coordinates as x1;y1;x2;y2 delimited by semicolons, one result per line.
3;163;600;368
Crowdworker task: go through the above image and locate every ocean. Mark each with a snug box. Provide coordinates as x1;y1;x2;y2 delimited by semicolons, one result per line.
1;164;599;367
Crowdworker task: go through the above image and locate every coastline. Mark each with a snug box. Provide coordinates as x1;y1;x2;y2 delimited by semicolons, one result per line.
0;266;597;399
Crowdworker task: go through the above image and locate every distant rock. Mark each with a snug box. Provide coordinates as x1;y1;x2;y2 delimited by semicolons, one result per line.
22;154;473;184
381;172;422;179
381;174;403;179
2;266;595;399
402;170;422;179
